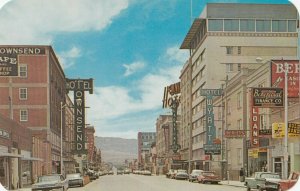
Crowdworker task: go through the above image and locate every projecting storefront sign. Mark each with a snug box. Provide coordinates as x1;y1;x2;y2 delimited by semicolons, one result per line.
66;78;93;154
0;47;45;77
272;122;300;138
224;130;246;138
252;87;283;107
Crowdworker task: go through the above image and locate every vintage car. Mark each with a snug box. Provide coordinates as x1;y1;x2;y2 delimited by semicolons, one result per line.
66;173;84;187
188;169;203;182
276;171;299;191
197;171;220;184
175;170;189;180
166;169;177;179
32;174;69;191
245;172;281;191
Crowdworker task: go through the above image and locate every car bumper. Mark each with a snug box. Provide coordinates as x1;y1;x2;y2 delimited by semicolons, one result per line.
32;186;63;191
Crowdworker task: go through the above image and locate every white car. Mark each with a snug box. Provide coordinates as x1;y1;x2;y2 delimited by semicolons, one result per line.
32;174;68;191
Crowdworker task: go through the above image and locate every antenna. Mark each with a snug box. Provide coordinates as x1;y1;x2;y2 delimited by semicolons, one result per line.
190;0;193;25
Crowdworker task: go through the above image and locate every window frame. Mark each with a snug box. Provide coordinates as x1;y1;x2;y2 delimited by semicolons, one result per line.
20;109;28;122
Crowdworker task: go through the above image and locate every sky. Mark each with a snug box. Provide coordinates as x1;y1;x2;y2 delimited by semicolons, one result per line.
0;0;296;139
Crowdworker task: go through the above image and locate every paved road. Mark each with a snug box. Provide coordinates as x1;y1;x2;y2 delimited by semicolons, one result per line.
69;174;245;191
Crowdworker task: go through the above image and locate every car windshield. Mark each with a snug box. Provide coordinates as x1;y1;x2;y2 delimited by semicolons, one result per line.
38;175;60;182
261;174;280;179
66;174;81;178
177;170;187;173
203;172;215;176
192;170;202;175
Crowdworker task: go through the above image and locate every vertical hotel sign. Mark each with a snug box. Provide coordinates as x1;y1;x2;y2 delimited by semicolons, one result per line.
66;78;93;154
0;47;45;76
200;89;223;155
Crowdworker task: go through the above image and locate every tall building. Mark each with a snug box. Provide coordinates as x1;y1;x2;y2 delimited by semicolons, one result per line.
179;3;298;179
137;132;156;170
0;45;70;174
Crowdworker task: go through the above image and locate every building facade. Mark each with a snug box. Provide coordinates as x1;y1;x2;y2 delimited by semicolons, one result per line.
179;3;298;180
137;132;156;171
0;45;71;175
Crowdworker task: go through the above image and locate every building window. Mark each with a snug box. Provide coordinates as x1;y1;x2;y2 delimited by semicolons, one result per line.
20;109;28;121
272;20;287;32
237;148;242;164
224;19;239;31
237;63;241;71
238;47;241;55
256;20;271;32
19;88;27;100
237;91;242;108
288;20;296;32
240;19;255;31
237;119;242;130
226;63;234;72
226;47;233;55
19;65;28;78
208;19;223;31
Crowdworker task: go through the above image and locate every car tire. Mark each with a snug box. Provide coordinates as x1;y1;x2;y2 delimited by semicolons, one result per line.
247;186;251;191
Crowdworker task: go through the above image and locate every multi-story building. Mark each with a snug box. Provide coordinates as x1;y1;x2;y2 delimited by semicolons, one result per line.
0;45;71;174
179;3;298;180
137;132;156;170
86;126;95;168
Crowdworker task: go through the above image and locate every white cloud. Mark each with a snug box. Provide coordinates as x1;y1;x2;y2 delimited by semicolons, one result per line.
86;46;188;137
123;61;145;77
58;46;81;69
0;0;129;44
0;0;11;10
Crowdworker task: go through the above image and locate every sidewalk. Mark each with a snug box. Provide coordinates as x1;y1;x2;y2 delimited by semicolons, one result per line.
220;180;246;188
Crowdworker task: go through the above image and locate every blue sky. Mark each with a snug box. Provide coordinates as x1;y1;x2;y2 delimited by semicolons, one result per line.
0;0;295;139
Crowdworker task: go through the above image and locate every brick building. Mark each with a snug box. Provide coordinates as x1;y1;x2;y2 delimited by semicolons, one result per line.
0;45;71;175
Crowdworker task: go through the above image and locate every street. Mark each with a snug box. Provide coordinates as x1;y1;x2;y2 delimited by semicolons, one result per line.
69;174;245;191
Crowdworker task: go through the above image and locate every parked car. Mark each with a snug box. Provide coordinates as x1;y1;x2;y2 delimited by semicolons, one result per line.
197;171;220;184
166;169;176;178
32;174;69;191
245;172;281;191
66;173;84;187
175;170;189;180
142;170;152;176
189;169;203;182
276;171;299;191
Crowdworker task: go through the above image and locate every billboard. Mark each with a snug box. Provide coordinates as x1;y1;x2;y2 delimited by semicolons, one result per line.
162;82;180;108
271;60;299;98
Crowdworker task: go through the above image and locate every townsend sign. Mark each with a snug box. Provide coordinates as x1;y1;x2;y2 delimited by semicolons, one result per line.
66;78;93;154
271;60;299;98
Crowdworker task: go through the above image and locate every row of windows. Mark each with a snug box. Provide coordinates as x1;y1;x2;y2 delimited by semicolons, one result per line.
208;19;297;32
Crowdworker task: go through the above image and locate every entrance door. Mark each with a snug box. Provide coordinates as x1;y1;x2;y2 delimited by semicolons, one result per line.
274;157;282;178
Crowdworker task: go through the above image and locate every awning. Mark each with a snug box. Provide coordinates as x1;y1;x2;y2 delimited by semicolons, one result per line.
180;18;205;49
0;152;23;158
21;156;44;161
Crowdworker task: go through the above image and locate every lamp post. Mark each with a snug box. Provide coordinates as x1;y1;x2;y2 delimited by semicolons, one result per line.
60;101;67;175
256;57;289;179
283;62;289;179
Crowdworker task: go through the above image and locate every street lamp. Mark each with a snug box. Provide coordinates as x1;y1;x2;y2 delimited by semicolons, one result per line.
60;101;68;175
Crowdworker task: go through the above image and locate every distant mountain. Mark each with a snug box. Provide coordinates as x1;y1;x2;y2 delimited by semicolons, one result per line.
94;136;138;165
